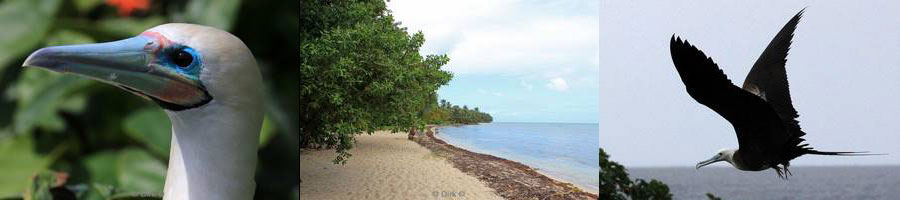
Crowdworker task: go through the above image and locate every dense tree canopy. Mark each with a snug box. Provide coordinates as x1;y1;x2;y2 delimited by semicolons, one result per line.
300;0;454;164
423;99;493;125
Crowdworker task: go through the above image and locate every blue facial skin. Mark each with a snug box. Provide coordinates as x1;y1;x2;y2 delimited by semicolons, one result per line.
158;45;203;82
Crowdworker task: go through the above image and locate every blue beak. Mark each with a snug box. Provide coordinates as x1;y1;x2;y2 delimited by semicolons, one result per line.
22;35;211;110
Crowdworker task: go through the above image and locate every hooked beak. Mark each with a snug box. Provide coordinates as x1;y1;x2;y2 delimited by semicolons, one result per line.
696;154;724;170
22;35;211;110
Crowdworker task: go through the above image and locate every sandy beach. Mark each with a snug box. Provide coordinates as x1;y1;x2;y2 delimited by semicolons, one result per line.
299;131;504;200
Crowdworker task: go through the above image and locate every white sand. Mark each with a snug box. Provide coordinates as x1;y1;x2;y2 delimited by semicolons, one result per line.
299;131;504;200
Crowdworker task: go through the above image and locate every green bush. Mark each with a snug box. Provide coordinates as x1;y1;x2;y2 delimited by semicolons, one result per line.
599;148;673;200
299;0;453;164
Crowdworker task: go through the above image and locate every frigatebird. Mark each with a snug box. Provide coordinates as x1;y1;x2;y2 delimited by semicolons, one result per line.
23;23;263;199
669;9;876;179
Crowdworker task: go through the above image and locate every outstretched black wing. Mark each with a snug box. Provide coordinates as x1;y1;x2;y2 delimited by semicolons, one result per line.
670;36;791;163
743;9;804;132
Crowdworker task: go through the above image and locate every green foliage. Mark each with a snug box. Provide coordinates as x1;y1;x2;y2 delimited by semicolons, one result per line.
108;193;161;200
0;136;46;197
425;99;493;125
11;71;92;134
599;148;674;200
15;149;166;199
71;0;103;14
114;149;165;194
0;0;62;69
629;179;673;200
0;0;299;199
706;193;723;200
180;0;241;31
26;171;58;200
122;108;170;157
82;152;118;186
299;0;453;164
19;170;164;200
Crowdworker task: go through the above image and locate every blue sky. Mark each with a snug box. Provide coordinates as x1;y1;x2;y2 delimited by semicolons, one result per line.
601;1;900;166
387;0;599;123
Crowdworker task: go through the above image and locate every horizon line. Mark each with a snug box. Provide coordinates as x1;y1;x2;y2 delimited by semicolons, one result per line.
628;164;900;168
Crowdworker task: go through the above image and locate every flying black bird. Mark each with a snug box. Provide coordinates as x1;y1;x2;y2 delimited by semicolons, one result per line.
669;9;876;179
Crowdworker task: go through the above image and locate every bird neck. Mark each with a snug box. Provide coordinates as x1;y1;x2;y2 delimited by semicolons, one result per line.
162;101;262;200
727;149;750;170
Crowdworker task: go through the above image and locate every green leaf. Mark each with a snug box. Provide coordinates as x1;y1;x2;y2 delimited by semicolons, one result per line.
0;136;50;197
259;115;276;147
33;115;64;134
72;0;103;14
44;29;95;46
12;72;91;134
0;195;23;200
115;149;165;194
83;152;118;186
57;184;88;200
109;193;162;200
57;94;88;114
83;183;115;200
0;0;63;70
183;0;242;31
25;171;57;200
122;108;171;157
95;17;166;38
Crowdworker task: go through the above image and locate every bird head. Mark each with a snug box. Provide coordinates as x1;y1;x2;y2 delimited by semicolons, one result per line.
696;148;736;169
22;23;262;112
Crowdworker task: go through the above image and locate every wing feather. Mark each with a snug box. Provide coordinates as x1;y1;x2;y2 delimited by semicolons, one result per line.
742;9;804;129
669;37;769;125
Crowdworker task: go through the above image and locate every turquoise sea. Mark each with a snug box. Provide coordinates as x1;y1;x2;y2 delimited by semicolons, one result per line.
436;122;600;193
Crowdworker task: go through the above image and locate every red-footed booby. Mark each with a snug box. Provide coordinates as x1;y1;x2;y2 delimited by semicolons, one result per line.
669;9;879;179
23;23;262;199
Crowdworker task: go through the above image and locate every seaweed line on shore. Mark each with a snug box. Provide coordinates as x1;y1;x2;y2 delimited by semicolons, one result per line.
413;126;599;200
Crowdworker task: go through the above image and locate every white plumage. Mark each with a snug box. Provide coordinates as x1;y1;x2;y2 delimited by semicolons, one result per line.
23;23;263;199
152;24;263;200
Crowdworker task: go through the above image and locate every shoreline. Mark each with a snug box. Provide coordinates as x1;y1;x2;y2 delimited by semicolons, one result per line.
432;131;600;194
416;126;599;199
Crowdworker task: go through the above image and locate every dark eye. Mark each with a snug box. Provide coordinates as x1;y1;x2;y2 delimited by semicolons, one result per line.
171;49;193;68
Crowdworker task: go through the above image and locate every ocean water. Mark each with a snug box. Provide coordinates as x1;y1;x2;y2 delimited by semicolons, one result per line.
629;166;900;199
436;122;600;193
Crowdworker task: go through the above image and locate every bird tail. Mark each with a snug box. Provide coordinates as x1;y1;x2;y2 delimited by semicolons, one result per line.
794;143;885;156
805;150;886;156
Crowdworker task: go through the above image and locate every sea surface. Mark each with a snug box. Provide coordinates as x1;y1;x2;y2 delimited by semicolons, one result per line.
629;166;900;200
436;122;600;193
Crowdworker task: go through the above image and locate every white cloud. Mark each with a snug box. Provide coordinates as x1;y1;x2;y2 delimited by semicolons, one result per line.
446;17;598;75
520;80;534;91
546;77;569;92
387;0;512;55
387;0;599;83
